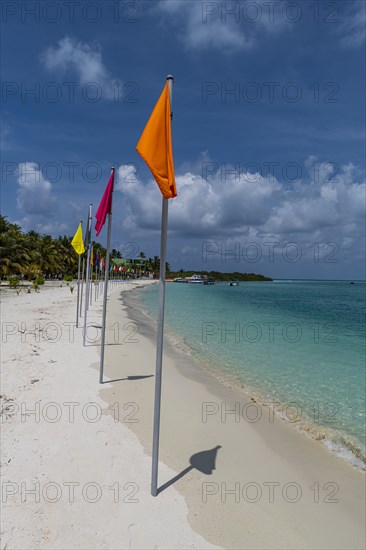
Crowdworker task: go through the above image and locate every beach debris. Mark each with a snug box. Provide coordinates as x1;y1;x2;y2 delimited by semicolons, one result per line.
0;395;16;420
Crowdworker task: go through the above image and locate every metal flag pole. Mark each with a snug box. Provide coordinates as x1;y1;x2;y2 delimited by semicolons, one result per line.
75;219;83;328
79;255;85;317
90;249;93;306
83;243;91;345
83;205;92;346
96;260;100;300
151;75;173;497
99;167;115;384
101;263;103;294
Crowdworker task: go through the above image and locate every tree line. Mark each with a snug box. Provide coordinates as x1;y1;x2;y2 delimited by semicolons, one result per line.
0;216;160;280
0;216;271;282
169;270;272;282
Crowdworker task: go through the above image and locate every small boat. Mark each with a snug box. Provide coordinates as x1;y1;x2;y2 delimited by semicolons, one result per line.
174;278;188;283
228;281;239;286
203;277;215;285
188;274;203;284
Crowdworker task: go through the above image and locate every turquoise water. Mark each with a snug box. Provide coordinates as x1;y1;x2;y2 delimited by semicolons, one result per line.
139;280;366;465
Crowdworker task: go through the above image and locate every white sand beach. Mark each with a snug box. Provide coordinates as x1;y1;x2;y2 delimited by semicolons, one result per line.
1;280;365;549
1;282;217;550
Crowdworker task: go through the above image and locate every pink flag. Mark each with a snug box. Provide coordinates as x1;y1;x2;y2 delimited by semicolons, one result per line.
95;168;115;237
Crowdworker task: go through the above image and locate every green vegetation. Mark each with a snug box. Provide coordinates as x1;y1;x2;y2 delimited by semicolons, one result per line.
0;215;106;280
168;270;272;282
0;215;271;283
28;276;45;292
7;275;20;289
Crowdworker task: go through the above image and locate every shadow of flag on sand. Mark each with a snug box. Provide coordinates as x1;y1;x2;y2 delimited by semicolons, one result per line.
158;445;222;495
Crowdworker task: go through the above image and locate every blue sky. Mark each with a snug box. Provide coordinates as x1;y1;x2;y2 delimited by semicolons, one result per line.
1;0;365;278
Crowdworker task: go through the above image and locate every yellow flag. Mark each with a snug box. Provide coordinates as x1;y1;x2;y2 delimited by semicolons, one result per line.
71;223;85;255
90;245;94;265
136;81;176;199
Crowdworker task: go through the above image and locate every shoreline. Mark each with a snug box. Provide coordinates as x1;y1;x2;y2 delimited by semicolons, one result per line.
2;280;365;549
136;285;366;472
99;282;365;549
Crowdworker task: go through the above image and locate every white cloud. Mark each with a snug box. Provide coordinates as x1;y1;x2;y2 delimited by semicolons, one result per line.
339;1;366;48
14;217;69;235
115;155;365;270
16;162;59;231
115;164;161;230
262;161;365;237
41;37;120;99
11;155;365;275
0;121;15;151
156;0;290;52
14;163;88;234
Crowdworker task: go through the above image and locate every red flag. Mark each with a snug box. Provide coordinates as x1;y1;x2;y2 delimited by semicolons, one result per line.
95;168;115;236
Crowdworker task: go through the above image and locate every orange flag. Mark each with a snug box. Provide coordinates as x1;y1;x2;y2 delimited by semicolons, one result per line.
136;81;177;199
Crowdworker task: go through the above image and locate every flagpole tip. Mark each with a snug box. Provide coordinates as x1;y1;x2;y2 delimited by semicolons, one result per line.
166;75;174;81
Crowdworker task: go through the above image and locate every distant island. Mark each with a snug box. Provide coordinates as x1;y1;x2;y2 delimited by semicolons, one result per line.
168;270;272;282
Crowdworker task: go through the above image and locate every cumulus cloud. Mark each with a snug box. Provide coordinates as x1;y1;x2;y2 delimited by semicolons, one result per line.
14;162;83;234
41;37;120;99
115;164;161;230
17;162;55;215
11;155;365;275
115;154;365;272
155;0;290;52
16;162;60;231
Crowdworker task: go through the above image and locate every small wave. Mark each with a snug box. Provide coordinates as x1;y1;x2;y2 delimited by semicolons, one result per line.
178;358;366;472
322;439;366;470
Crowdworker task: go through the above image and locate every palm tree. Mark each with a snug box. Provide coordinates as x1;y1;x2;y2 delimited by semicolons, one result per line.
152;256;160;272
0;214;121;281
0;217;30;277
26;229;41;244
111;248;121;258
56;235;78;276
37;235;59;276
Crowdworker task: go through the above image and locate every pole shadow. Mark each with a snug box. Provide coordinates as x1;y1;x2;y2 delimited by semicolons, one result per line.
102;375;154;384
157;445;222;495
